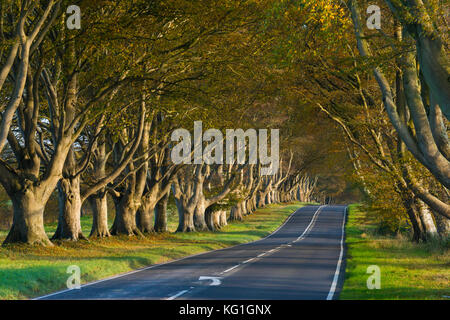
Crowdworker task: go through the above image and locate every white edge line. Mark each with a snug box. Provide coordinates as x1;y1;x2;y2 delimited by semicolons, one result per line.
33;204;309;300
326;206;347;300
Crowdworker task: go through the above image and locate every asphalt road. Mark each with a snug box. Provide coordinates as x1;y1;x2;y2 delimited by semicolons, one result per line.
37;205;347;300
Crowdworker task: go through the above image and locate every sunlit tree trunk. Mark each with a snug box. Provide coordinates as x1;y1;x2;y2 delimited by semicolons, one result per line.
89;192;110;238
4;189;52;246
53;176;85;240
416;199;438;238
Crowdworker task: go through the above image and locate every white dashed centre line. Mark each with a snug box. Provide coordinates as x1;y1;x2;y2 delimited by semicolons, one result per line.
218;206;326;280
243;258;256;264
166;289;190;300
221;265;240;274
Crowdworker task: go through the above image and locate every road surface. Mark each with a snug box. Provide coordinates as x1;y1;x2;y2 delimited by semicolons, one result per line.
37;205;347;300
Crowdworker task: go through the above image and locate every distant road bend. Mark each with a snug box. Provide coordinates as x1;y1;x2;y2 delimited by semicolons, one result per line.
37;205;347;300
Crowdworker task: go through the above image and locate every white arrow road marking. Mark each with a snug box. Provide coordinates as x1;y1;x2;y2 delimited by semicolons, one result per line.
199;276;223;286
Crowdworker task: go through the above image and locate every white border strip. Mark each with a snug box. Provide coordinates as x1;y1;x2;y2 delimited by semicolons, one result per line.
326;206;347;300
34;204;308;300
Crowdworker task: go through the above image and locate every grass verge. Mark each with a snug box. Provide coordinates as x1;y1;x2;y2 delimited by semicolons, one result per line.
0;202;304;300
340;204;450;300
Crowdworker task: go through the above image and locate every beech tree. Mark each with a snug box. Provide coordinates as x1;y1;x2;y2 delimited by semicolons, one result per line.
0;1;68;245
347;0;450;189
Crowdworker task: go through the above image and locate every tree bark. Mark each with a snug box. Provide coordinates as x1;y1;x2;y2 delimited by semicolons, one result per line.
89;192;110;238
176;197;196;232
154;192;169;232
432;212;450;238
416;199;438;238
3;189;52;246
52;176;86;241
194;198;208;231
136;200;155;233
111;192;142;236
401;194;426;242
206;208;222;231
229;202;244;221
257;191;267;208
219;210;228;228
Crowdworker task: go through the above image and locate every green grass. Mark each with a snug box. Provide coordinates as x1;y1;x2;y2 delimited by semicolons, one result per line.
340;204;450;300
0;202;305;300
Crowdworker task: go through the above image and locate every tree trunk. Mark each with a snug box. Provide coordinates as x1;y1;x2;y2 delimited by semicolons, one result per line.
154;192;169;233
247;196;256;214
136;200;155;233
194;198;208;231
416;199;438;239
3;190;52;246
272;191;279;203
229;202;244;221
265;192;271;205
257;191;266;208
111;193;142;236
402;194;426;242
89;192;110;238
138;186;162;233
432;212;450;238
175;198;195;232
206;208;222;231
219;210;228;227
53;177;86;241
241;200;249;216
212;211;221;230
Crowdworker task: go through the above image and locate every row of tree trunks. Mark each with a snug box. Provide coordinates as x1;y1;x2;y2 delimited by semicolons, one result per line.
173;164;242;233
206;209;227;231
90;188;172;237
